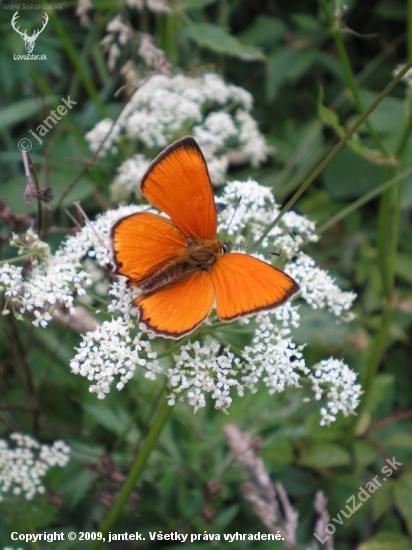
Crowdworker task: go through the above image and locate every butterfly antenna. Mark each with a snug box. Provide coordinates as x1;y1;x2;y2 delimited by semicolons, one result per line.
221;197;281;257
235;243;280;257
223;196;242;239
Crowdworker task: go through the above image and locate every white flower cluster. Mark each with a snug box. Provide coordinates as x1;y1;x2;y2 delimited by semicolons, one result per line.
168;341;243;412
70;316;160;399
109;154;150;203
10;228;50;259
242;313;309;395
286;254;356;319
309;358;363;426
1;227;94;328
0;176;360;422
0;206;143;328
0;433;70;501
85;73;268;201
72;180;359;420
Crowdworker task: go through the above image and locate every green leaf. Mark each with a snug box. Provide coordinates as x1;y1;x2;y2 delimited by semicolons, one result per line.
298;443;351;469
82;401;137;440
0;96;58;131
185;23;265;61
323;147;386;199
261;439;294;471
240;16;287;48
372;480;395;521
318;100;342;133
318;88;391;164
384;432;412;451
395;253;412;285
362;374;394;413
357;532;412;550
213;504;240;531
267;48;317;100
353;440;377;467
318;86;346;138
395;474;412;534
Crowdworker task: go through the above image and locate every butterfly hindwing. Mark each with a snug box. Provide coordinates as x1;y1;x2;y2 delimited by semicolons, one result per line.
134;271;215;338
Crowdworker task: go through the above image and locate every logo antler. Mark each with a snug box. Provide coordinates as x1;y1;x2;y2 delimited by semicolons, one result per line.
11;11;49;54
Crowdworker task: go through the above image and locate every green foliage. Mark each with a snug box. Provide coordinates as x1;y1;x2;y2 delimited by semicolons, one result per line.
1;0;412;549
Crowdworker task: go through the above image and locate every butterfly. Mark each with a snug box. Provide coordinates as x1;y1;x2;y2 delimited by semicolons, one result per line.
111;136;299;339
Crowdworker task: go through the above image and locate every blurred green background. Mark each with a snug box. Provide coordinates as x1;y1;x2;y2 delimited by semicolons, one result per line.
0;0;411;548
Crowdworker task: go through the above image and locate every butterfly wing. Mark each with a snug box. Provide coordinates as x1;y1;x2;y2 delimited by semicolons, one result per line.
135;271;215;338
211;253;299;321
140;136;217;240
112;211;187;285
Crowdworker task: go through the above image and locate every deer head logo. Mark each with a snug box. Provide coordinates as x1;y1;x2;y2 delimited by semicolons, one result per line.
11;11;49;54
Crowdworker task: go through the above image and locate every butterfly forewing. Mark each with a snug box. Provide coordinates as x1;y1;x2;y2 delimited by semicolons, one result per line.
112;212;187;284
140;137;217;241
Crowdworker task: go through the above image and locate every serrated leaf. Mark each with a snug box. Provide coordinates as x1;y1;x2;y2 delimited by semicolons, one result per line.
298;443;351;469
185;23;265;61
395;474;412;534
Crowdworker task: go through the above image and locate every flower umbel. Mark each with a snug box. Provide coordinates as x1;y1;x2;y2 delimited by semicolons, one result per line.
85;73;268;200
1;179;360;422
309;358;363;426
69;180;360;421
0;433;70;501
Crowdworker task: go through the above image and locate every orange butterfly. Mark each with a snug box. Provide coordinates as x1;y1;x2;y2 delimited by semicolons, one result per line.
112;136;299;339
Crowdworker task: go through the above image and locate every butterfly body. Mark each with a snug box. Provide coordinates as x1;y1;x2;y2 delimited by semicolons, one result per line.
112;136;300;339
136;234;225;296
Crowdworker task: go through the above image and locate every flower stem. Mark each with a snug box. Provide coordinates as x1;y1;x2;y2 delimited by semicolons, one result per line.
318;0;388;154
89;396;172;550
